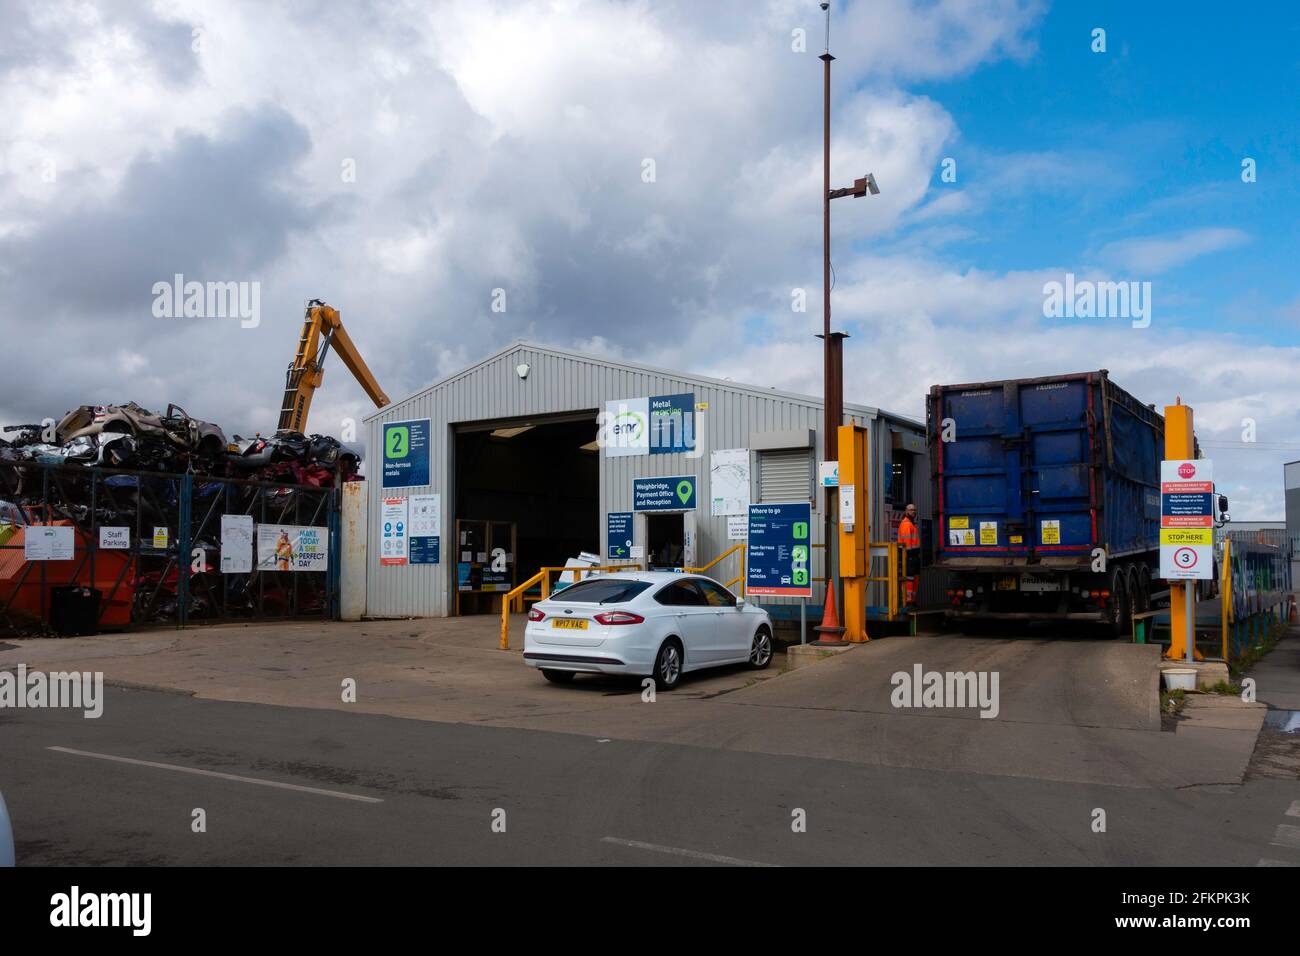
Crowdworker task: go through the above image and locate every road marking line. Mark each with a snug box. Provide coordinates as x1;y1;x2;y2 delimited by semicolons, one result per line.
601;836;778;867
1287;800;1300;818
47;746;383;804
1256;858;1297;867
1269;823;1300;850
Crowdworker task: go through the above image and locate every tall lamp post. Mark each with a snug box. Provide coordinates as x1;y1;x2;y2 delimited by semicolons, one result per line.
812;0;880;646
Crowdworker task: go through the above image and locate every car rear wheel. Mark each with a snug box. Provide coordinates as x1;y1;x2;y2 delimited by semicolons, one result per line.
541;669;576;685
653;640;683;691
748;627;773;669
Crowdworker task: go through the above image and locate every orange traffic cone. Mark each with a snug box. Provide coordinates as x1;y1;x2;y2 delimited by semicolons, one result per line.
812;578;847;646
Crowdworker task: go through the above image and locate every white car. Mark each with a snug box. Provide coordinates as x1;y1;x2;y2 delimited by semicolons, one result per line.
0;791;13;867
523;571;774;690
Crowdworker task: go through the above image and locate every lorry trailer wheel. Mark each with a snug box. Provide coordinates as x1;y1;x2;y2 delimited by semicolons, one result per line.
1109;568;1131;639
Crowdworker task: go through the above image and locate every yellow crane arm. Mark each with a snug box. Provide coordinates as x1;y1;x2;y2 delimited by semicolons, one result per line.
277;300;390;433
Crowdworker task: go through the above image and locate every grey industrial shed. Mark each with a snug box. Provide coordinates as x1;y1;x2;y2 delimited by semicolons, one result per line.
360;341;929;619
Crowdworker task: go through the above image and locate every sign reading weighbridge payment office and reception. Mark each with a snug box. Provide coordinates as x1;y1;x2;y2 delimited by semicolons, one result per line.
382;418;430;488
604;393;695;456
633;476;697;511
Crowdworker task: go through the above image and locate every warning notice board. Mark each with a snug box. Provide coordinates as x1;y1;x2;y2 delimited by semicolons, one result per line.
1159;459;1213;580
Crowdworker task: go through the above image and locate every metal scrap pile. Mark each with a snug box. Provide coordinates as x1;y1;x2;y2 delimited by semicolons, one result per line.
0;402;361;486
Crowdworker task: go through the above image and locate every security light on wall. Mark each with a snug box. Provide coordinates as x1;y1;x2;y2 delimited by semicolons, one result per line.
515;363;530;380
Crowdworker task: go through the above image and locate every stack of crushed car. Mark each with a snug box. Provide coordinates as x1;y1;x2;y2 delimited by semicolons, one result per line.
0;402;361;484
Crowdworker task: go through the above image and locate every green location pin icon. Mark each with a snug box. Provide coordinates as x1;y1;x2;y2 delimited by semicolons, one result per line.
676;480;692;505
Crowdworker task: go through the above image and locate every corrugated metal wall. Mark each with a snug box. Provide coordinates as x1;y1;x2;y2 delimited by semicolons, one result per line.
363;343;926;618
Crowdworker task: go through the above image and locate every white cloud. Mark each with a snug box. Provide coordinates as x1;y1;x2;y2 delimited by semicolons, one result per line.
1098;227;1250;275
0;0;1292;518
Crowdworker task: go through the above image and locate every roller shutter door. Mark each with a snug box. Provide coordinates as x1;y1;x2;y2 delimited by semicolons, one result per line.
758;448;812;502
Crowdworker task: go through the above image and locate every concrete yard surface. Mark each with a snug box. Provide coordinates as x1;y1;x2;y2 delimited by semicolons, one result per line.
0;617;1278;791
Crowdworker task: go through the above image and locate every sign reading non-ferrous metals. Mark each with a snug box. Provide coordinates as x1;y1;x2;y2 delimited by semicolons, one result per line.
1159;459;1213;580
746;502;812;597
633;476;697;511
382;418;430;488
256;524;329;572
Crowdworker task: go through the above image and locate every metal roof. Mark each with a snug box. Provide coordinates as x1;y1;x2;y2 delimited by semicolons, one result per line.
367;339;924;431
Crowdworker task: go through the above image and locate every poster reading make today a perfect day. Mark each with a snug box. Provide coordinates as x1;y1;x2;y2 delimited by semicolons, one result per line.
255;524;329;572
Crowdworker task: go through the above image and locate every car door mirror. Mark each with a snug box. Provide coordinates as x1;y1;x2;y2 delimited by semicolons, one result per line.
734;598;745;608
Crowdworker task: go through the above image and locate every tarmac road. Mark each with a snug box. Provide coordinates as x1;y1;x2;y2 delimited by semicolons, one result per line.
3;684;1298;867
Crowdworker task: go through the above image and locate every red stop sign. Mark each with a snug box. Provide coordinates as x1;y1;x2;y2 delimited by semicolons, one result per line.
1178;462;1196;479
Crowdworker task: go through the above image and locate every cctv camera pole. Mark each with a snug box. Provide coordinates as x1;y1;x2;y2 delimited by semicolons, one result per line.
813;2;877;646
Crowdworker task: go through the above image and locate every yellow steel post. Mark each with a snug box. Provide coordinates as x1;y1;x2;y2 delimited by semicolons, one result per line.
837;424;869;642
1221;538;1231;662
1164;402;1203;661
888;543;898;621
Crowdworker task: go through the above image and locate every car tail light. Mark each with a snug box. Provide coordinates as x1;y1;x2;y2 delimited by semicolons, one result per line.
593;611;644;625
527;608;545;622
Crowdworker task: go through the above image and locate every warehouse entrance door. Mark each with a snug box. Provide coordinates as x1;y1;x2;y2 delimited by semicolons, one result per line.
640;511;697;570
453;412;599;614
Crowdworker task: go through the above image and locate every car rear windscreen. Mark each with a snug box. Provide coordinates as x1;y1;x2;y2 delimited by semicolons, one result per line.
550;579;652;603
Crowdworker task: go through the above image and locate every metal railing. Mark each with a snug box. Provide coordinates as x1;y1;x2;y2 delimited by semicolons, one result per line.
683;542;746;594
1221;536;1294;664
809;540;906;620
499;563;639;650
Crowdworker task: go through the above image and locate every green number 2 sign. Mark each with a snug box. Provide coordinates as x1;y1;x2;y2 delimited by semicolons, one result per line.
386;425;410;459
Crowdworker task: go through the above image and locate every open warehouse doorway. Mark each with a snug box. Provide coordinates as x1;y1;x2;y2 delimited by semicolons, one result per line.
453;413;599;614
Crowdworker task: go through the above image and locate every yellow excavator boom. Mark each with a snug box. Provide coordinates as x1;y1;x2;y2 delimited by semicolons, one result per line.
277;299;390;433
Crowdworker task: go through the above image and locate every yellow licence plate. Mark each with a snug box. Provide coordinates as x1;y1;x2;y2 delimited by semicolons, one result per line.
551;618;588;630
994;576;1018;591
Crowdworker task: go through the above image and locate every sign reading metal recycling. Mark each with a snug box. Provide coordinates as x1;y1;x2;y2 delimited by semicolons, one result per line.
633;476;697;511
746;502;812;597
382;418;430;488
1159;458;1213;580
603;393;695;457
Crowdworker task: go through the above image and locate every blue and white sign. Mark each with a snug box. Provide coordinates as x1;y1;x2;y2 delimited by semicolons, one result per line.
649;393;694;454
603;393;696;457
602;398;649;457
408;493;441;565
382;418;430;488
746;502;812;597
633;476;697;511
607;511;633;559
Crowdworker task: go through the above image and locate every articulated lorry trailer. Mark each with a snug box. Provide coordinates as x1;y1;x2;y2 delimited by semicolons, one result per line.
927;370;1184;635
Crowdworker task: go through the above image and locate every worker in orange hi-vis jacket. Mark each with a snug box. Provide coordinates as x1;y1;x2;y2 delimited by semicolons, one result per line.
898;503;921;609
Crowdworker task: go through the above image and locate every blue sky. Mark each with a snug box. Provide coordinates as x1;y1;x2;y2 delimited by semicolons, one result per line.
2;0;1296;515
903;0;1299;346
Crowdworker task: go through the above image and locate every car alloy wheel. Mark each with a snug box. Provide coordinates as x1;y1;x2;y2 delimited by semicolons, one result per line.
655;641;682;690
749;628;772;669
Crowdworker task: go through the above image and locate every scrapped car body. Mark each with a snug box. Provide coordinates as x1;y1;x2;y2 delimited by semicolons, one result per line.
523;571;774;690
56;402;226;466
2;402;359;483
